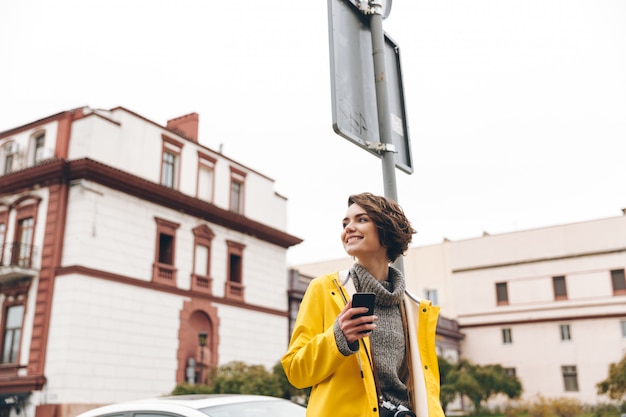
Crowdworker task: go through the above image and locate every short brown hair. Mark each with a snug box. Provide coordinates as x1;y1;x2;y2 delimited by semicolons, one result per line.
347;192;416;262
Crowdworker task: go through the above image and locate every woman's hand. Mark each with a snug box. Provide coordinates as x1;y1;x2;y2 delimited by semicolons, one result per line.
337;301;377;344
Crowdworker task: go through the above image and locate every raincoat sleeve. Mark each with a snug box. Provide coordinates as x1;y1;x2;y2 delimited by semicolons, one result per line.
281;276;346;389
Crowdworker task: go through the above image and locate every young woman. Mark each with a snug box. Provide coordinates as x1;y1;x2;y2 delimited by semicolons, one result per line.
282;192;445;417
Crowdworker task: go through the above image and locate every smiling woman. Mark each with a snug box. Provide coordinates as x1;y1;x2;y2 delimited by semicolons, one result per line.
282;192;444;417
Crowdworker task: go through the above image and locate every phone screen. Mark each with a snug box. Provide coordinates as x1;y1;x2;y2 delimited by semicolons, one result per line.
351;292;375;318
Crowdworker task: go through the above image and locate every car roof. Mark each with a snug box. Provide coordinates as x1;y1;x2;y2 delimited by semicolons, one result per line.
76;394;294;417
140;394;281;407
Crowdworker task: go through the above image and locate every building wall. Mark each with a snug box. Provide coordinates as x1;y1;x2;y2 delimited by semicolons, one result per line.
62;183;157;282
216;305;288;367
447;217;626;405
45;275;183;404
62;181;288;307
68;108;288;232
461;318;625;403
0;120;59;173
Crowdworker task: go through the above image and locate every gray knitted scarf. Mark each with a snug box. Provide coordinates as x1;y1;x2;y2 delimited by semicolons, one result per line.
350;263;410;409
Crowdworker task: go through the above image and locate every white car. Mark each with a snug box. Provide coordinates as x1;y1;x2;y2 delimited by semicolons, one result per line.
75;394;307;417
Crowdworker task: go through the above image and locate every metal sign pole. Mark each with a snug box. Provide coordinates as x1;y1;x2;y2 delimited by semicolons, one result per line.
368;0;404;272
369;3;397;201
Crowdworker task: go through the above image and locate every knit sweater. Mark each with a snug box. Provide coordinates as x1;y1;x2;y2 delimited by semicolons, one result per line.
334;264;410;409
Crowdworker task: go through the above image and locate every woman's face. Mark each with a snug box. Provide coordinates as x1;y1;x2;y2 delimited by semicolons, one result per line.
341;203;386;261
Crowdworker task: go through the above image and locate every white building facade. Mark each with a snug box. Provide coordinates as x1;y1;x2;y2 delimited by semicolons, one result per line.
294;216;626;406
0;107;302;417
449;218;626;405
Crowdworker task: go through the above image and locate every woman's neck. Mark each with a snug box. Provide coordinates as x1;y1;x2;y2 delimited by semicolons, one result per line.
355;258;389;281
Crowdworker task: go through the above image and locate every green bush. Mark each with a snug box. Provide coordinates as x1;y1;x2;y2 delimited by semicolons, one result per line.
170;360;310;403
592;403;620;417
171;382;214;395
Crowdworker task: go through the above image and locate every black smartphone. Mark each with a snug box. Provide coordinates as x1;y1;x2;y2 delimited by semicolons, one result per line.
351;292;375;319
352;292;375;334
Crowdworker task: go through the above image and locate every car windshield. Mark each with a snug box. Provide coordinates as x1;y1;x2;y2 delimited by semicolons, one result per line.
199;399;306;417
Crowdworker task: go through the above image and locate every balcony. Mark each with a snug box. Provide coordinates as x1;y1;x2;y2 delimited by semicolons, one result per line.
0;242;39;281
152;262;177;286
191;273;213;295
224;280;244;301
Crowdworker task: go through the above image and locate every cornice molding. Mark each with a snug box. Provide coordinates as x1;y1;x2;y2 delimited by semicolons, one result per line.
0;158;302;249
57;265;289;318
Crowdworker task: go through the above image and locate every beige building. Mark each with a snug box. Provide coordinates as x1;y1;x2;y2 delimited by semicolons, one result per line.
0;107;302;417
294;215;626;406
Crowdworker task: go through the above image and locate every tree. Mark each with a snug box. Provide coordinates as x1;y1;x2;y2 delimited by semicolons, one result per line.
474;364;523;405
597;353;626;400
440;359;522;412
454;360;487;412
438;356;457;412
208;361;282;395
171;360;310;403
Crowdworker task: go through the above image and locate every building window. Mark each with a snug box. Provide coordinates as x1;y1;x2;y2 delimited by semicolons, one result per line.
152;218;180;286
560;324;571;341
161;151;177;188
0;222;5;265
4;154;13;174
191;225;214;294
562;365;579;392
15;217;34;267
229;167;246;214
160;136;183;189
159;234;174;264
224;240;246;300
32;132;46;164
2;142;18;174
423;288;438;305
553;276;567;300
611;269;626;296
621;320;626;338
1;304;24;364
197;153;216;202
502;328;513;344
230;252;241;282
496;282;509;305
10;197;40;268
503;367;516;378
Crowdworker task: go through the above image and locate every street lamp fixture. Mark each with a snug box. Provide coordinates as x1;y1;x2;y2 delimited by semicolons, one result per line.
198;331;207;347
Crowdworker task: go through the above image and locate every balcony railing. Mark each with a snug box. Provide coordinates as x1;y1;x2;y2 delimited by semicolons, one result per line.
1;242;39;269
224;280;244;301
152;262;177;286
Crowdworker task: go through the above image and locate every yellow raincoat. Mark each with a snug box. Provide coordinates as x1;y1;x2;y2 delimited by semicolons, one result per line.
282;271;446;417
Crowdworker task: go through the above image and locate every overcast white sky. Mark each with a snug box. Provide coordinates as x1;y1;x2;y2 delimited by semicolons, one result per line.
1;1;626;266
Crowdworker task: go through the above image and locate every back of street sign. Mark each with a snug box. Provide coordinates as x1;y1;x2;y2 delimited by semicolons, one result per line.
327;0;413;174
